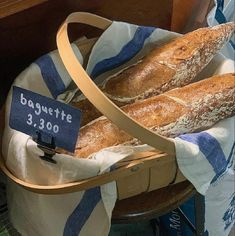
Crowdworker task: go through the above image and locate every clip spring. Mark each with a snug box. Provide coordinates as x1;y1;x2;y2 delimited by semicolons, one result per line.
34;131;57;164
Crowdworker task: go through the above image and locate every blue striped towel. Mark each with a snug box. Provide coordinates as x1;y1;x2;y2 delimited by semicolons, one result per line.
175;117;235;195
207;0;235;58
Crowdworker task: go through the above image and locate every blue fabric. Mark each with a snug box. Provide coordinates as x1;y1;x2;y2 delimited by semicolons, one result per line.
211;142;235;183
159;196;209;236
90;26;155;79
35;55;66;98
216;0;224;11
159;197;196;236
228;40;235;50
223;193;235;230
179;132;227;176
180;197;196;236
214;0;235;50
204;230;209;236
63;187;101;236
159;209;182;236
215;7;227;24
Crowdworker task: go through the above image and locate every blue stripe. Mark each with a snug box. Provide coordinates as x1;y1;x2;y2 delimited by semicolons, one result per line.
214;2;235;50
228;40;235;50
201;197;207;236
179;132;227;175
227;142;235;169
223;193;235;230
211;142;235;183
216;0;224;11
90;26;155;79
35;55;66;98
63;187;101;236
215;8;227;24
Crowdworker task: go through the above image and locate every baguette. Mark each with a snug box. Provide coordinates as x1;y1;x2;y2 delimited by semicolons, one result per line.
68;73;235;158
71;22;235;126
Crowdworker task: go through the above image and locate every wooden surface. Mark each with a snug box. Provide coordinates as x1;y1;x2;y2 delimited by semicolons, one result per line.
171;0;198;32
112;181;195;223
67;0;173;28
0;0;47;18
172;0;214;33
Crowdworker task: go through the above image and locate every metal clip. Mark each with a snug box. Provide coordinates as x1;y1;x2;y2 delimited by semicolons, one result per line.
34;131;57;164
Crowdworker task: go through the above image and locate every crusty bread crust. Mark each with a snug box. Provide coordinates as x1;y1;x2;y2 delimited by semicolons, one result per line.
72;22;235;126
68;73;235;158
103;23;235;101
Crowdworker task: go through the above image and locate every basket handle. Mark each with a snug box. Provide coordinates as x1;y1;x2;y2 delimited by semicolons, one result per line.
56;12;175;155
0;149;170;194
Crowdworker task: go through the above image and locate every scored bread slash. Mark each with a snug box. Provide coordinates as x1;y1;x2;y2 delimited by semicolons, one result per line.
59;73;235;158
71;22;235;126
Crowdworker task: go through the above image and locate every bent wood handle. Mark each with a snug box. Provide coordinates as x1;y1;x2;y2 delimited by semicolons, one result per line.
56;12;175;155
0;149;170;194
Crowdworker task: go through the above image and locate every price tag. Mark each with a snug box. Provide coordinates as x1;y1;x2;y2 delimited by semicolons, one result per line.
9;86;82;153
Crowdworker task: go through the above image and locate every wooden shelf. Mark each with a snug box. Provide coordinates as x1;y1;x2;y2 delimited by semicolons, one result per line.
0;0;47;19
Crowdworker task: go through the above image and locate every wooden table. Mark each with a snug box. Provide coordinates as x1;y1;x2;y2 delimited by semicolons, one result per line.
112;181;205;236
0;0;47;18
112;181;196;224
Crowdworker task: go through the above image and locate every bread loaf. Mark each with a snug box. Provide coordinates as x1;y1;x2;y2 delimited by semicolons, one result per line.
68;73;235;158
71;22;235;126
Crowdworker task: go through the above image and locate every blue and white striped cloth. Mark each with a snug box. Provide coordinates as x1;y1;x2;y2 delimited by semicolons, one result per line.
3;3;234;235
175;118;235;235
207;0;235;59
175;117;235;195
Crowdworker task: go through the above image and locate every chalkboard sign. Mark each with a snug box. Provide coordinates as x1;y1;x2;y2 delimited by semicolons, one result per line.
9;86;82;153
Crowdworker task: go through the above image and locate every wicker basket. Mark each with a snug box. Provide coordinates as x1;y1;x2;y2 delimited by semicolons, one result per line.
0;12;185;200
